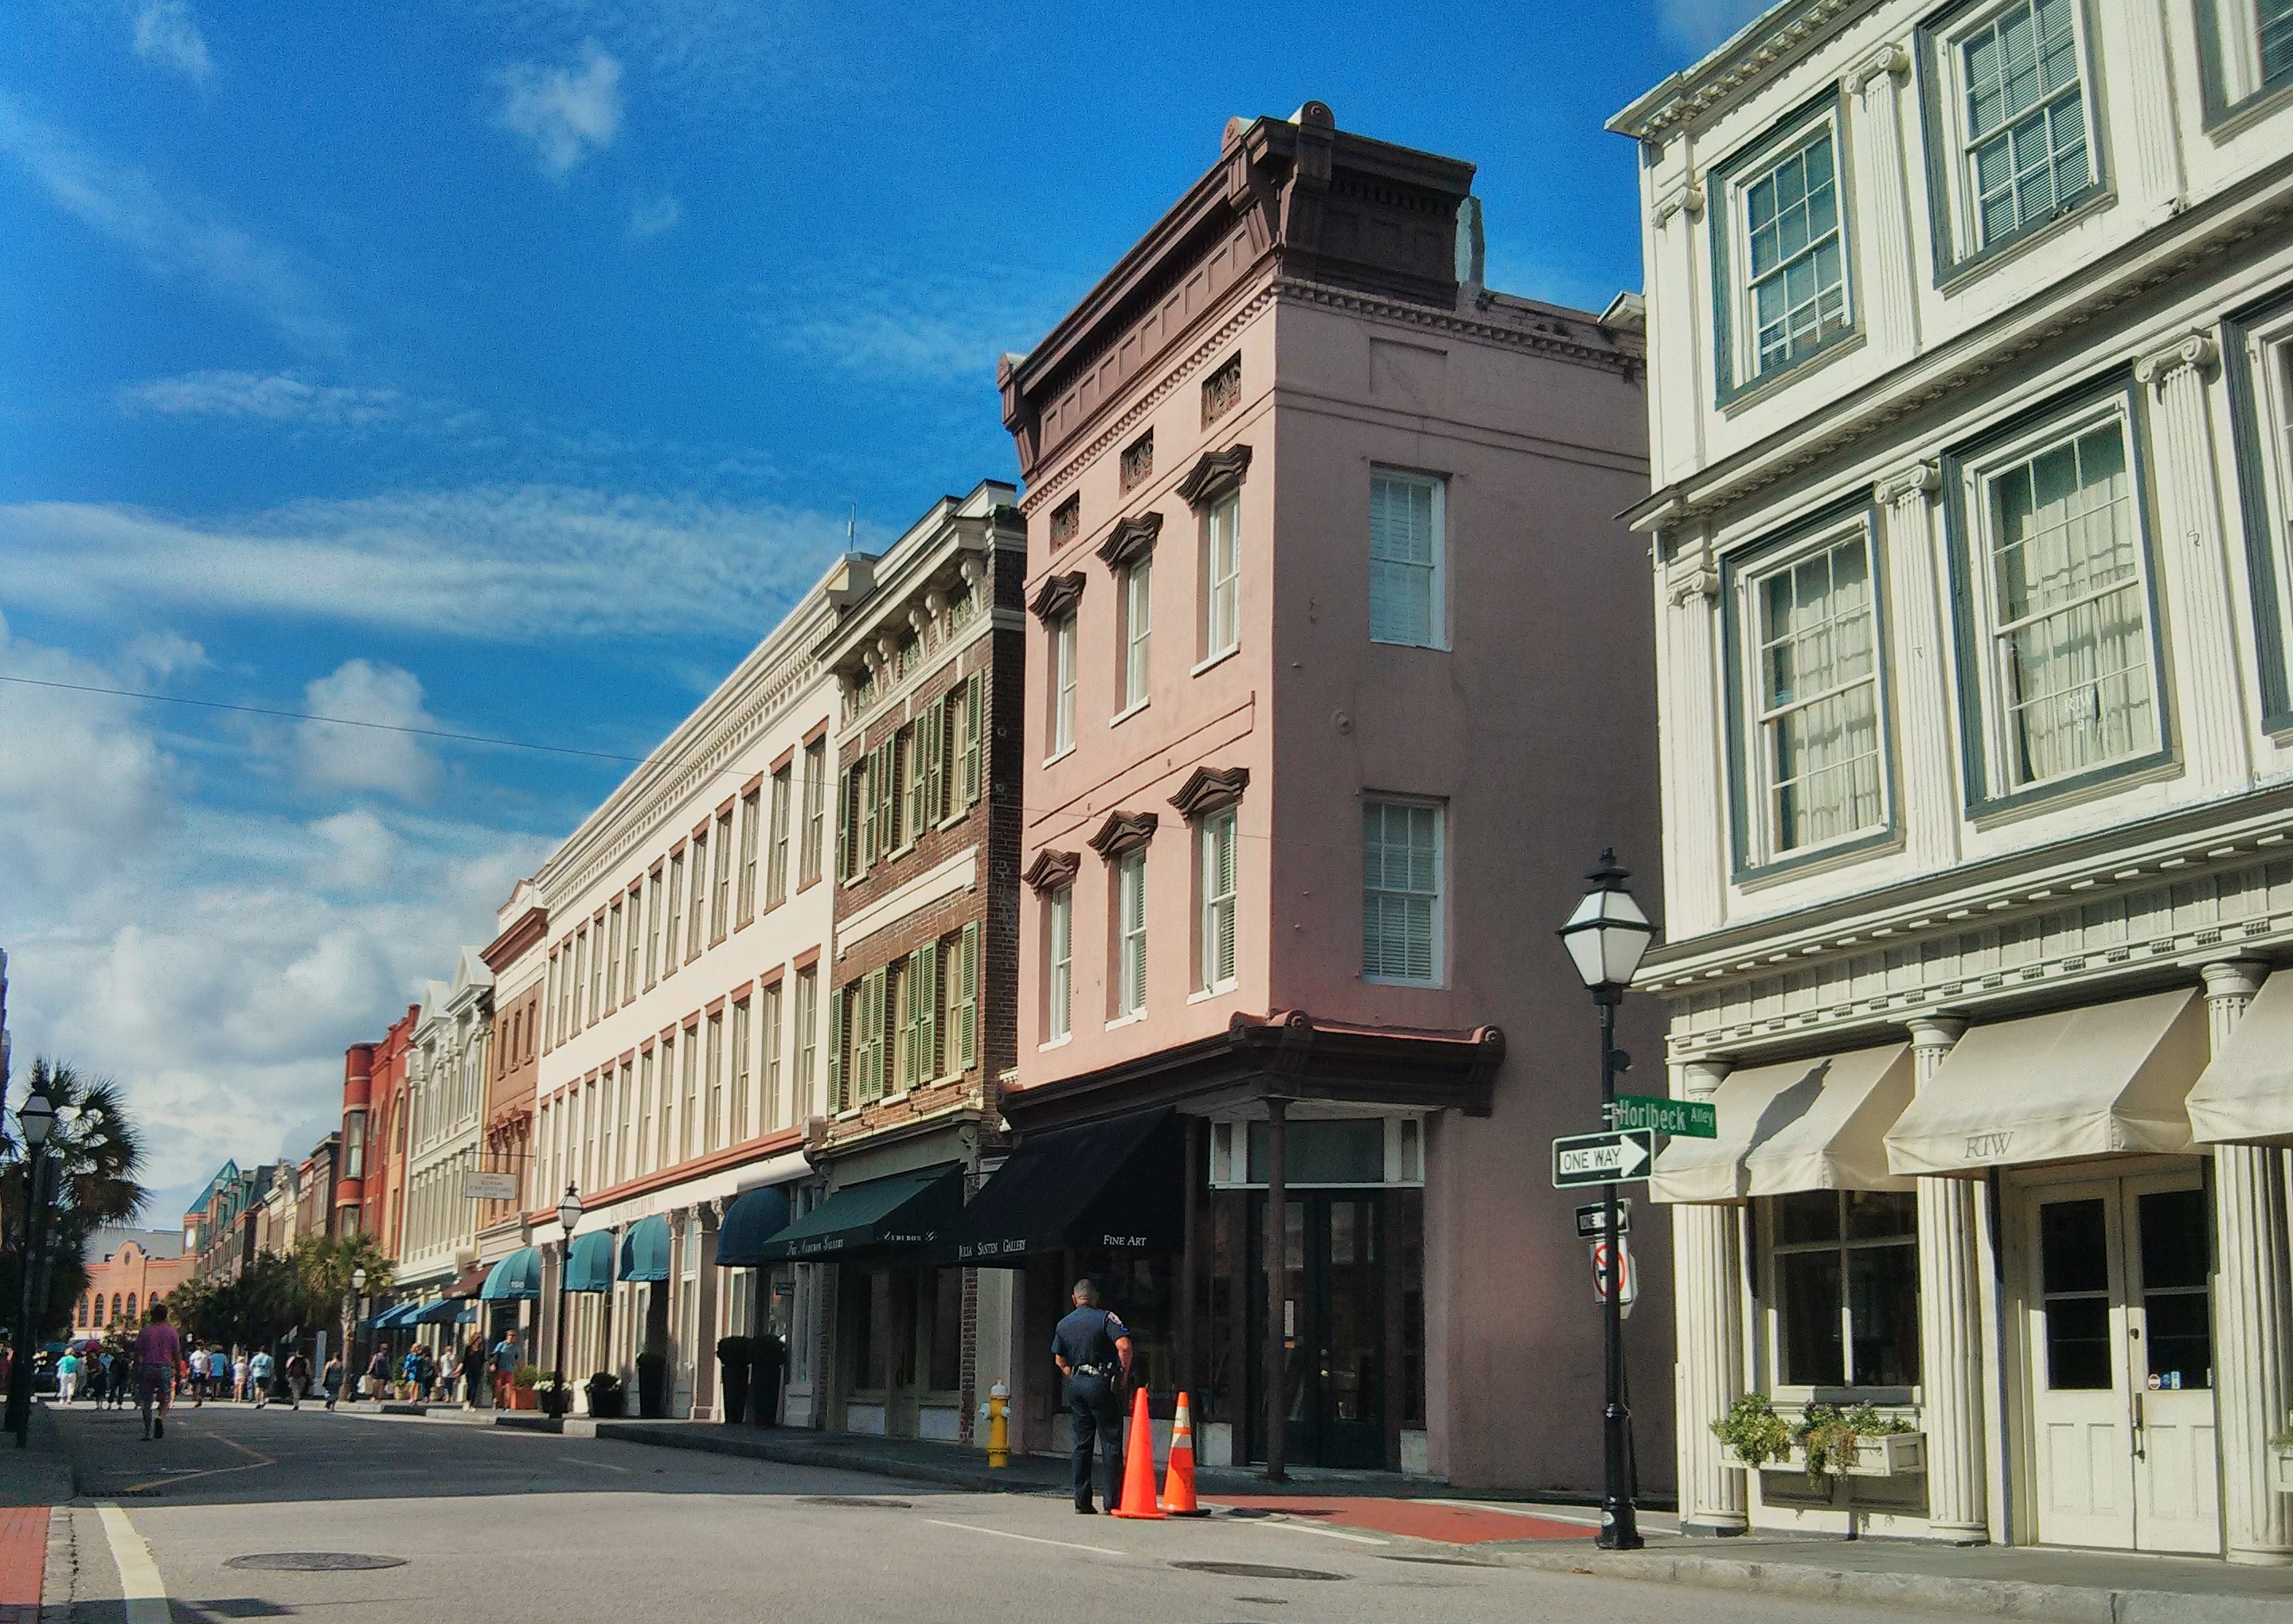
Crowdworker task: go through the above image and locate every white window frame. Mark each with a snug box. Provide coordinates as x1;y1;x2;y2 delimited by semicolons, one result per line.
794;966;818;1118
1735;519;1891;865
2242;313;2293;690
1045;884;1073;1043
1368;470;1447;650
761;978;784;1130
1958;394;2160;798
1113;849;1148;1020
2201;0;2293;107
1119;557;1152;715
1197;809;1238;992
1361;797;1444;986
1931;0;2101;262
1726;107;1852;384
1050;613;1078;756
1201;490;1241;664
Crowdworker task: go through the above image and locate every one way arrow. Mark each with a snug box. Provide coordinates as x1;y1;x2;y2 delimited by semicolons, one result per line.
1615;1133;1650;1177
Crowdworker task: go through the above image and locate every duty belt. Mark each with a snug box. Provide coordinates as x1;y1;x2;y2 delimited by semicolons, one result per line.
1073;1363;1111;1376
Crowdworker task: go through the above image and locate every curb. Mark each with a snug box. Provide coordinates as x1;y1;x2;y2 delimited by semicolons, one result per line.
592;1423;1061;1494
1487;1544;2293;1623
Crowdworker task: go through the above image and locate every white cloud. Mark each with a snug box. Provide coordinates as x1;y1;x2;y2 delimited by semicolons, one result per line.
626;191;681;240
307;810;400;892
0;611;172;884
1657;0;1778;51
132;1;215;84
0;483;850;642
495;41;623;178
0;96;340;353
765;264;1082;385
117;370;404;427
298;659;440;802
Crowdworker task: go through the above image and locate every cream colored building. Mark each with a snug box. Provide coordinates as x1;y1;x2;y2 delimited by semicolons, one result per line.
399;950;492;1306
1614;0;2293;1562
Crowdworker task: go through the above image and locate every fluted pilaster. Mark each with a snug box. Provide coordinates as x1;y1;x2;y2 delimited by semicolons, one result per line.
1908;1013;1988;1542
2202;961;2293;1566
1875;463;1959;872
1841;44;1916;358
1673;1056;1747;1534
1658;531;1727;939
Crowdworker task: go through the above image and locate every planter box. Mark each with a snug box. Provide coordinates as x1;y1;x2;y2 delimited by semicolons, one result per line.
2270;1442;2293;1495
506;1386;537;1411
1725;1432;1925;1478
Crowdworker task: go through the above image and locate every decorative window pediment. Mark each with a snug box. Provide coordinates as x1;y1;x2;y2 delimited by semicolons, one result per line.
1096;511;1162;571
1029;572;1086;623
1175;444;1253;507
1023;848;1081;893
1169;764;1250;819
1086;810;1158;859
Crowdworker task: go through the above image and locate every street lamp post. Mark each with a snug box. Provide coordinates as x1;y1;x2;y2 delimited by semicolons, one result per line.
350;1266;369;1403
1559;849;1657;1552
552;1185;580;1419
8;1089;56;1448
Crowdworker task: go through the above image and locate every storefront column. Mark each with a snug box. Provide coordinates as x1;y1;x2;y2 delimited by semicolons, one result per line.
2202;961;2293;1567
1672;1056;1745;1536
1908;1014;1986;1544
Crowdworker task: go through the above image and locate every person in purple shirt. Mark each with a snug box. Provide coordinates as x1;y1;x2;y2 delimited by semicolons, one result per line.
131;1302;182;1441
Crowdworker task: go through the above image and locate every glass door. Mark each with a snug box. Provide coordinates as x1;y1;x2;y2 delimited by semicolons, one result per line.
1248;1193;1388;1468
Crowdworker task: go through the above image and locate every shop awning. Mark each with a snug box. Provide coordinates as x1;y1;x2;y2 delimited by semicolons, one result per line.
566;1231;617;1292
714;1186;793;1268
1652;1044;1915;1204
479;1247;543;1302
2187;972;2293;1146
935;1111;1181;1266
373;1303;420;1329
1885;987;2208;1176
752;1164;964;1263
413;1298;464;1325
444;1263;490;1300
620;1215;674;1282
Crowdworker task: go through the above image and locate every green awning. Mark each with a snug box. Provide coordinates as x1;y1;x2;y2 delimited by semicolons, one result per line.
714;1185;793;1268
412;1298;464;1325
753;1164;963;1263
566;1231;616;1293
480;1247;541;1302
620;1214;674;1283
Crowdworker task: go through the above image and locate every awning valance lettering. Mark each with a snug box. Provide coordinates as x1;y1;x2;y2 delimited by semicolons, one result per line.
752;1164;963;1263
934;1111;1180;1267
2186;970;2293;1146
479;1247;542;1302
1651;1044;1914;1204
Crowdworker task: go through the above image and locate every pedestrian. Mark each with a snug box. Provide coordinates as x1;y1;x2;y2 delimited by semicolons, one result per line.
436;1347;458;1405
183;1345;201;1406
1049;1279;1134;1515
132;1302;182;1442
283;1349;309;1410
463;1337;485;1407
490;1329;521;1408
249;1347;274;1408
56;1349;78;1404
322;1353;343;1411
364;1346;389;1400
232;1351;249;1402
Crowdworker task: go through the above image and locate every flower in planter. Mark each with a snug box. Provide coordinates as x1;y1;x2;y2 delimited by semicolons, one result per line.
1710;1393;1791;1470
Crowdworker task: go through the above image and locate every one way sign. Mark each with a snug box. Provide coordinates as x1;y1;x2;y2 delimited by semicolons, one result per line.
1551;1129;1656;1189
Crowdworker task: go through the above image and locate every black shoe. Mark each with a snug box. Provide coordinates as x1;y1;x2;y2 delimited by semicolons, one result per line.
1074;1504;1096;1515
154;1417;163;1439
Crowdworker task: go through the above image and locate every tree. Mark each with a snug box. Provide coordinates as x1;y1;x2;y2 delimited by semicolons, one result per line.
294;1233;394;1365
2;1058;148;1342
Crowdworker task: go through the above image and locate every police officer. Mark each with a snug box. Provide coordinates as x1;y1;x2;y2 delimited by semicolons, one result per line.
1051;1279;1133;1514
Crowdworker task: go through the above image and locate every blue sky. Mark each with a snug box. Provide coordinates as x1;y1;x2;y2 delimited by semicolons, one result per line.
0;0;1766;1227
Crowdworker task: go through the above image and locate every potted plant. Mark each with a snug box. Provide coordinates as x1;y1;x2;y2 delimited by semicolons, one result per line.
716;1336;753;1425
1795;1403;1922;1483
509;1364;540;1411
750;1332;786;1428
585;1371;626;1419
2270;1418;2293;1495
533;1374;572;1419
1712;1392;1793;1471
636;1350;669;1419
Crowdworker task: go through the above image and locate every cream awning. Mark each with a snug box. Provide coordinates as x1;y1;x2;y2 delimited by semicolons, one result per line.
1651;1043;1916;1204
1884;987;2207;1176
2187;970;2293;1146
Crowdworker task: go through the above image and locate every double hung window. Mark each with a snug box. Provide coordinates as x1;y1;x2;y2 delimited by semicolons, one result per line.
737;787;761;925
794;967;818;1113
679;1023;700;1161
662;854;684;978
623;887;640;996
1930;0;2097;264
1768;1189;1920;1388
604;904;622;1010
1369;472;1444;647
688;834;710;958
1744;525;1886;859
1201;491;1240;662
1050;614;1077;755
729;1001;750;1145
1361;799;1442;985
2198;0;2293;108
799;740;826;884
1740;120;1848;377
704;1011;725;1153
760;980;783;1130
644;868;662;987
1114;850;1147;1018
1046;885;1073;1041
711;810;733;941
1198;809;1237;991
767;767;791;907
1120;560;1152;712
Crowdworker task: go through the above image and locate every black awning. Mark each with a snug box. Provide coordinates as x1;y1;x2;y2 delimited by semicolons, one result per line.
752;1163;964;1263
936;1109;1181;1268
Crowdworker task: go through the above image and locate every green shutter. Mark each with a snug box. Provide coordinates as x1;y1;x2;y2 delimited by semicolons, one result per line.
956;921;979;1072
871;967;891;1101
882;740;900;850
916;939;939;1080
828;984;846;1110
923;696;945;825
858;752;877;868
962;671;985;807
835;766;851;880
895;962;915;1091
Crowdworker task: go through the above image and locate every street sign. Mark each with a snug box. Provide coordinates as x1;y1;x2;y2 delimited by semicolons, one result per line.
1552;1129;1655;1189
1590;1236;1639;1311
1609;1093;1718;1138
462;1171;520;1202
1576;1199;1632;1238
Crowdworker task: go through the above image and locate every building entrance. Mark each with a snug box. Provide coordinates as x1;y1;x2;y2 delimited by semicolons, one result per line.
2024;1169;2218;1554
1249;1192;1390;1470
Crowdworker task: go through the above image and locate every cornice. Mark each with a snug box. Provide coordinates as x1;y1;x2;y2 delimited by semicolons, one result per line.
1028;572;1086;623
1096;510;1163;571
1607;0;1869;144
1169;765;1250;820
1174;444;1253;506
1272;279;1643;378
1022;849;1081;893
1086;810;1159;859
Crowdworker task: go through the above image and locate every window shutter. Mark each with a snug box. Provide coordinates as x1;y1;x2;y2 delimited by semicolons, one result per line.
963;671;985;806
835;766;852;880
956;921;979;1072
917;938;939;1080
877;740;896;853
861;969;885;1103
923;695;944;824
828;986;846;1111
858;755;877;869
898;962;918;1089
1215;819;1236;986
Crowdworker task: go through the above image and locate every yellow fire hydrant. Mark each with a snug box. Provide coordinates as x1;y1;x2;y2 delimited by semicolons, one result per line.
984;1380;1010;1468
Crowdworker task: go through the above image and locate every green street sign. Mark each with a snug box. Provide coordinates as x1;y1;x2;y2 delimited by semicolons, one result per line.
1611;1093;1718;1139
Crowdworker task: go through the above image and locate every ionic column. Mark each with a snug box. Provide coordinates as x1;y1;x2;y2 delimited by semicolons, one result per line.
1658;530;1726;939
1841;44;1917;357
1875;462;1959;872
2203;960;2293;1567
1672;1056;1747;1535
1909;1014;1988;1544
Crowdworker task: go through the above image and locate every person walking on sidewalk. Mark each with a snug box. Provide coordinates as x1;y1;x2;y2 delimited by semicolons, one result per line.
132;1302;182;1441
232;1350;249;1402
283;1349;309;1409
463;1337;485;1407
322;1354;343;1411
365;1347;389;1400
56;1349;78;1404
1051;1279;1134;1516
249;1348;274;1407
490;1330;521;1408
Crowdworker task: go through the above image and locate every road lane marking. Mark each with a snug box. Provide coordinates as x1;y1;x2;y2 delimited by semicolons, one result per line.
117;1427;277;1494
96;1504;173;1623
920;1518;1123;1556
1262;1518;1389;1545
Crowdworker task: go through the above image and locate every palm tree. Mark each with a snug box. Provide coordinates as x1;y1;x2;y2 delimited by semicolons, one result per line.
3;1057;148;1341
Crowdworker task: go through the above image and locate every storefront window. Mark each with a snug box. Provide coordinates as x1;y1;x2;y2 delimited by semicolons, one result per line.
1771;1189;1920;1388
925;1269;963;1392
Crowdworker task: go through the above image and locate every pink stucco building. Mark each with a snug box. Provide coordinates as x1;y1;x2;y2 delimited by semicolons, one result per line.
951;103;1669;1493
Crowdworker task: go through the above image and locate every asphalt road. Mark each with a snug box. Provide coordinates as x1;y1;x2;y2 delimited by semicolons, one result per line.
50;1402;1947;1624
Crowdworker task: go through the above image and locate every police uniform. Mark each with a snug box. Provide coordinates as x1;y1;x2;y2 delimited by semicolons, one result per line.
1052;1303;1130;1512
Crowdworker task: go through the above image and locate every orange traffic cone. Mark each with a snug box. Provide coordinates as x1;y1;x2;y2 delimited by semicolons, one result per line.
1108;1386;1165;1520
1162;1390;1205;1515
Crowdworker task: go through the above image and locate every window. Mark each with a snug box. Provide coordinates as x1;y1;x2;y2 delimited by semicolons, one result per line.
949;923;979;1071
738;787;761;924
760;979;783;1130
2199;0;2293;109
728;999;750;1142
799;739;826;884
637;1048;656;1174
644;866;662;988
572;930;589;1030
1746;526;1886;857
1738;119;1848;378
590;917;606;1021
1050;615;1077;754
623;891;640;999
680;1023;701;1161
1114;849;1147;1017
1932;0;2097;262
959;671;985;809
656;1033;676;1166
544;952;560;1049
343;1111;366;1179
711;809;733;940
604;903;623;1011
1769;1189;1920;1388
618;1060;635;1183
1198;808;1238;990
1046;885;1073;1042
1369;472;1444;648
1963;410;2158;793
705;1010;725;1153
767;766;792;908
795;967;818;1113
1362;799;1442;984
662;853;684;978
1201;490;1241;662
1119;558;1152;712
904;725;930;847
688;834;710;958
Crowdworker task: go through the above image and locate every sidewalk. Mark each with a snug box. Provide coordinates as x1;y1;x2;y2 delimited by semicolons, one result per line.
0;1408;75;1624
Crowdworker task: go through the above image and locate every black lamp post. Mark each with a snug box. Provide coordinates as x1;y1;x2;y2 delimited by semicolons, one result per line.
1559;849;1656;1552
552;1184;580;1419
8;1088;56;1447
350;1266;368;1403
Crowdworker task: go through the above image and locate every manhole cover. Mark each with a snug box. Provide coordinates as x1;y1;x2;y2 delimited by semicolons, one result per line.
795;1495;912;1509
225;1553;407;1572
1170;1561;1346;1581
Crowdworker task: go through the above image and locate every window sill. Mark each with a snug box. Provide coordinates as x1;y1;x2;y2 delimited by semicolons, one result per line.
1038;1033;1072;1052
1362;974;1443;989
1104;1012;1146;1033
1734;827;1901;892
833;1107;863;1122
1717;327;1864;416
1188;983;1236;1005
1109;698;1150;728
1368;634;1449;653
1190;646;1239;679
1042;744;1076;770
1935;188;2113;294
796;874;822;894
1966;749;2179;831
